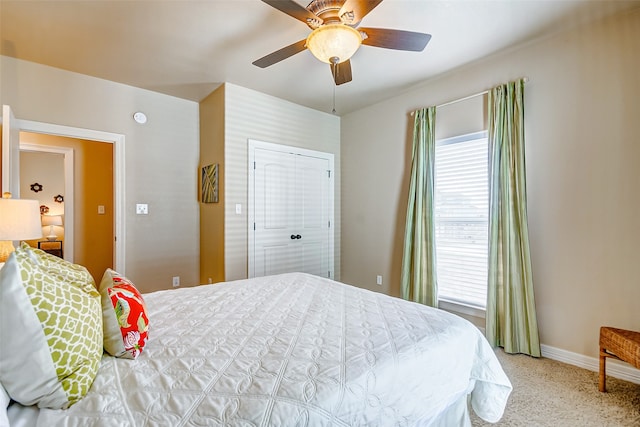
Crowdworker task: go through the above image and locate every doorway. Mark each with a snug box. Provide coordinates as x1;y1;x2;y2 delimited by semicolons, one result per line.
2;108;126;274
20;133;115;281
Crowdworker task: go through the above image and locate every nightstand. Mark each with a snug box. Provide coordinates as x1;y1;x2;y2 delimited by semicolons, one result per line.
38;240;63;258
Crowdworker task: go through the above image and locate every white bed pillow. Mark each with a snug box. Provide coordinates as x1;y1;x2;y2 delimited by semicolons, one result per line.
0;383;10;427
0;245;103;409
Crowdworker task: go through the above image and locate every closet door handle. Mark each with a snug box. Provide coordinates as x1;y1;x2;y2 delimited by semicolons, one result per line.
290;234;302;240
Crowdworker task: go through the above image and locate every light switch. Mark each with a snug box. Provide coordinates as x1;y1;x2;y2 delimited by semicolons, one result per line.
235;204;242;214
98;205;105;215
136;203;149;215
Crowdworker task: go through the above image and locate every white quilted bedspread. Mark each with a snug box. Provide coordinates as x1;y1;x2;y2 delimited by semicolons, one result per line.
37;273;511;426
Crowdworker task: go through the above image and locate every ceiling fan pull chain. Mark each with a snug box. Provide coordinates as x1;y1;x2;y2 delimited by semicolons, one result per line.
332;83;337;114
331;56;338;114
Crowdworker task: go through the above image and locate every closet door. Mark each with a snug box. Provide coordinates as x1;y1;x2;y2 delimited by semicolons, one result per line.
250;141;333;279
253;148;297;276
295;154;330;277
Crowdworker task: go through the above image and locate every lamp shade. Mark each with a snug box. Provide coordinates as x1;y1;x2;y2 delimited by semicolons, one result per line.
0;198;43;241
41;214;63;241
41;215;63;227
306;24;362;64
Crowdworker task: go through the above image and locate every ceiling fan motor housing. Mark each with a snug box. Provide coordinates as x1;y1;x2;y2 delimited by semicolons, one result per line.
306;0;350;28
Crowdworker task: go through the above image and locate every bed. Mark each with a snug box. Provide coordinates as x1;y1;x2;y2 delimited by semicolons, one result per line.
3;258;511;426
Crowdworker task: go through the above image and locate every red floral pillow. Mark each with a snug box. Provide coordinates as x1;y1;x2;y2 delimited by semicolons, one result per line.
99;269;149;359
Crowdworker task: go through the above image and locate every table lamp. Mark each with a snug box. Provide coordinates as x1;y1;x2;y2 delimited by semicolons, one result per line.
41;214;63;241
0;192;43;262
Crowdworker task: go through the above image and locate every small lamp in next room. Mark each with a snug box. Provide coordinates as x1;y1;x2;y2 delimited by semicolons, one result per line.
0;192;43;263
41;214;63;241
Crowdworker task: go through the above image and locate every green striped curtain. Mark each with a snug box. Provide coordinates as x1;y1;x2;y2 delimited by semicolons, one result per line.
486;79;541;357
401;107;437;307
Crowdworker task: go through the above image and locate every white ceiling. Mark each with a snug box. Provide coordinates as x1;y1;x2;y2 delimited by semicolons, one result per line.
1;0;639;115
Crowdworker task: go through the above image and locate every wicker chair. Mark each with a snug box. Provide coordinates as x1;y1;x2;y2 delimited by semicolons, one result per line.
599;326;640;392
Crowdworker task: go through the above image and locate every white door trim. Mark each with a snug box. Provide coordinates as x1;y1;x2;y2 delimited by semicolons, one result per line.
1;105;20;196
20;143;75;262
247;139;334;279
17;119;126;274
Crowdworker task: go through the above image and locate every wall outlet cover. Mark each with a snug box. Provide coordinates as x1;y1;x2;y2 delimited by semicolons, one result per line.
136;203;148;215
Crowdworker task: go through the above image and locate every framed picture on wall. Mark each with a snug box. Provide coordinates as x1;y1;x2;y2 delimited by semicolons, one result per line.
201;163;218;203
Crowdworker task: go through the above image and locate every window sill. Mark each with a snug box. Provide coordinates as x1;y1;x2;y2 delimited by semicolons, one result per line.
438;299;486;319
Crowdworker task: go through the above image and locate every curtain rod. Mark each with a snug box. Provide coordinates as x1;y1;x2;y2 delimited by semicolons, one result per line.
411;77;529;115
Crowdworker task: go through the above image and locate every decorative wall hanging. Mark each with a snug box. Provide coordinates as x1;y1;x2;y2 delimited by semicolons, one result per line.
201;163;219;203
40;205;50;215
30;183;43;193
54;195;64;203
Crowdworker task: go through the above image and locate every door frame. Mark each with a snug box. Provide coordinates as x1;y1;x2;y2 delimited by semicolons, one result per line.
17;119;126;273
2;105;20;196
247;139;334;279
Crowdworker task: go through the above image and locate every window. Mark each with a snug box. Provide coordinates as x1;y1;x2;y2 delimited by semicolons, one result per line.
434;131;488;309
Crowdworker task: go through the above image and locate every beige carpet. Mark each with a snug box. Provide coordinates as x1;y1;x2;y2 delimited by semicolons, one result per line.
471;349;640;426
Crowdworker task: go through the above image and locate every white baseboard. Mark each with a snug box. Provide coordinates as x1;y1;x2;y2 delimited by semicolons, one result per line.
541;344;640;385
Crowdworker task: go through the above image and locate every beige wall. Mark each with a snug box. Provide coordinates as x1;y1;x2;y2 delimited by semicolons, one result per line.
341;8;640;359
20;150;65;219
0;56;200;293
222;83;341;281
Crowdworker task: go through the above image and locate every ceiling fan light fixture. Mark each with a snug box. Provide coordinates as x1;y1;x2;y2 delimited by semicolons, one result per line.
306;24;362;64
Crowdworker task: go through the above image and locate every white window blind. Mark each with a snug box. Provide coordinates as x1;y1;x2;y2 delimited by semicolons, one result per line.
434;132;488;309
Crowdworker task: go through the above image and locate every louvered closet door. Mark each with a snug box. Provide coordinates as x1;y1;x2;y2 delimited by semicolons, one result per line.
251;144;332;279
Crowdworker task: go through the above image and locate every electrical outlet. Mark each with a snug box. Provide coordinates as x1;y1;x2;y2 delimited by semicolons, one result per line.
136;203;148;215
172;276;180;287
376;275;383;286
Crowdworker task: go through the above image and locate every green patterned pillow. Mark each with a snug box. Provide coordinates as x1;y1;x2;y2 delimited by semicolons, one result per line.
27;245;96;292
0;245;102;409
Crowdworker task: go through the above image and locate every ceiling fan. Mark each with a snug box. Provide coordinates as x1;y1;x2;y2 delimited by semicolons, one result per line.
253;0;432;85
